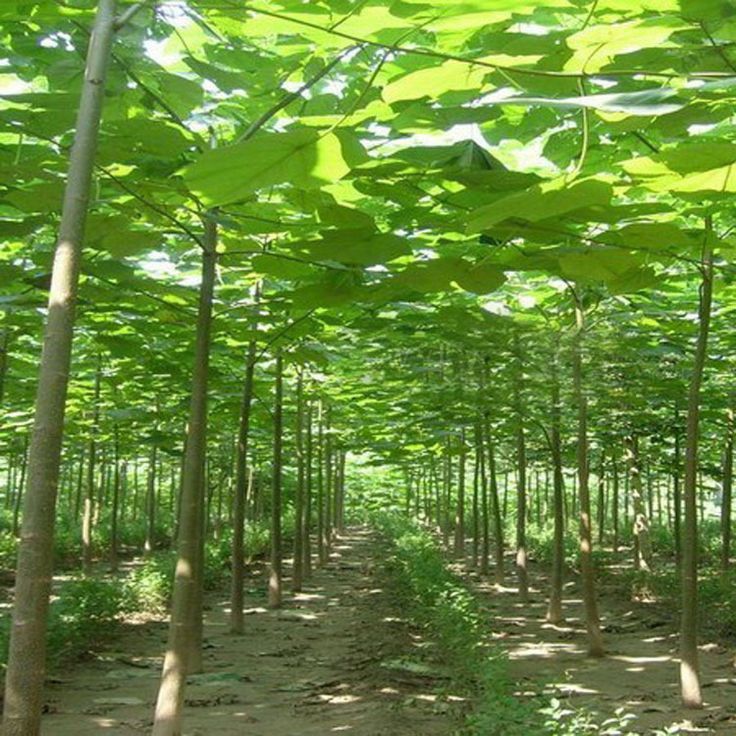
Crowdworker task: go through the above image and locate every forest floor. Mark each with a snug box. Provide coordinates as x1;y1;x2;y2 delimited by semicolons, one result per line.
463;558;736;734
36;530;736;735
39;528;464;736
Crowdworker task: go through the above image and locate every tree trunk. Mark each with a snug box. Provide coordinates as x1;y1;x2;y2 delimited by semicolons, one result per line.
486;424;505;586
471;447;480;569
269;352;284;609
145;443;158;555
673;414;682;568
454;429;466;557
721;408;733;571
547;346;566;625
152;217;217;736
572;292;604;658
0;325;9;407
625;433;653;571
611;451;620;556
317;400;326;565
229;313;258;634
303;399;313;578
293;370;305;592
513;334;529;601
11;435;29;538
110;426;120;571
680;231;714;709
1;1;117;731
477;420;490;576
82;355;102;574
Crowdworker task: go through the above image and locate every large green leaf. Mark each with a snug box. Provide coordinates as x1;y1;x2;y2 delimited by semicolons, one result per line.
467;178;613;232
183;129;362;206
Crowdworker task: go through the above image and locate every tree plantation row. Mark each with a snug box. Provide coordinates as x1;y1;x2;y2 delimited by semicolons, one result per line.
3;0;736;734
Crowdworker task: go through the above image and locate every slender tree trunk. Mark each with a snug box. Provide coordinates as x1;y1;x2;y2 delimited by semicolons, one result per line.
486;425;505;585
110;426;121;571
477;421;490;576
673;415;682;567
269;352;284;609
1;1;117;730
596;453;606;546
303;399;313;579
571;293;604;658
680;233;714;709
721;408;733;571
471;445;480;569
152;217;217;736
512;334;529;600
454;429;466;557
612;451;620;556
625;433;653;571
82;355;102;574
547;346;566;625
293;371;305;592
0;326;9;407
11;436;29;538
229;322;258;634
317;400;326;565
145;444;158;555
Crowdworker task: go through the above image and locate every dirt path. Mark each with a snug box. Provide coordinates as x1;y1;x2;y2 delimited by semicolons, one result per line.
40;528;460;735
464;560;736;734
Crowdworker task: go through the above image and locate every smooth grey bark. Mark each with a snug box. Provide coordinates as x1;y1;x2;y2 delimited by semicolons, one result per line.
513;333;529;601
547;346;566;624
82;355;102;574
293;370;305;592
268;352;284;609
152;217;217;736
572;293;604;658
721;407;733;571
625;433;653;572
454;429;466;557
1;2;117;731
110;426;121;571
229;295;258;634
680;231;714;709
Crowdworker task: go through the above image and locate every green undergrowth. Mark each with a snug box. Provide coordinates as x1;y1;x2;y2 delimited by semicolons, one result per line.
375;514;642;735
0;517;273;674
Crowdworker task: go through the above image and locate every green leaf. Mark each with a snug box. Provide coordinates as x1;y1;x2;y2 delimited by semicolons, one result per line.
467;178;612;232
184;129;361;206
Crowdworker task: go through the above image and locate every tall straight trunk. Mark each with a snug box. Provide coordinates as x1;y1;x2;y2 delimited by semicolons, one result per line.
611;451;620;556
0;325;9;406
12;435;29;538
325;410;333;551
269;352;284;609
596;453;606;545
317;400;326;564
721;408;733;571
486;424;505;585
441;444;451;548
303;400;313;578
152;217;217;736
82;355;102;574
293;371;305;592
1;1;117;730
471;445;480;569
336;450;346;533
477;421;490;576
145;444;158;555
513;335;529;601
547;347;566;625
571;293;604;658
110;426;121;571
625;433;653;571
454;429;466;557
229;322;257;634
680;233;714;709
673;415;682;567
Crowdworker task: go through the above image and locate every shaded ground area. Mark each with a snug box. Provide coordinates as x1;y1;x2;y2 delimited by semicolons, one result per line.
464;558;736;734
40;529;461;735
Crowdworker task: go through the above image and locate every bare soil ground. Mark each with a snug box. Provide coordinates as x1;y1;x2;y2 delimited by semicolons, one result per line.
464;558;736;735
40;529;463;736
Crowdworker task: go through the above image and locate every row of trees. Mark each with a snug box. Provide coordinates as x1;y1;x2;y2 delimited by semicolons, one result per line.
4;0;736;733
